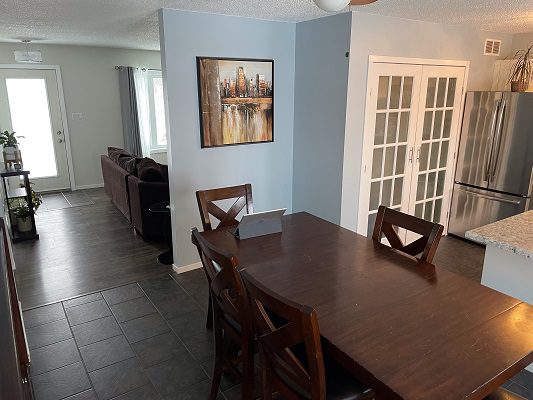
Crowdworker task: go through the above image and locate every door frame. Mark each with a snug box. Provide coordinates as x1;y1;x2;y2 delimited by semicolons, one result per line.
0;64;75;191
357;56;470;236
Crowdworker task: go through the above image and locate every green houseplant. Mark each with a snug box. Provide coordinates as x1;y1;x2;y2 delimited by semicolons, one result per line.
0;130;23;148
8;183;42;232
509;44;533;92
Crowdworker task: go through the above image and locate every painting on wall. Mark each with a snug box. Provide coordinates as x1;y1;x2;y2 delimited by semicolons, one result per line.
197;57;274;148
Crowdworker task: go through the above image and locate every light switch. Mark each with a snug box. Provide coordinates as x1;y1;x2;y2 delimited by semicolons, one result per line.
72;112;85;120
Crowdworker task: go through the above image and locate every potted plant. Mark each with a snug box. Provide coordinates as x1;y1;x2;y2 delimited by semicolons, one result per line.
509;44;533;92
12;200;32;232
0;130;24;167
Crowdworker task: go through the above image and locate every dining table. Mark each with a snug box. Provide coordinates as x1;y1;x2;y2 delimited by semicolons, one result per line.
200;212;533;400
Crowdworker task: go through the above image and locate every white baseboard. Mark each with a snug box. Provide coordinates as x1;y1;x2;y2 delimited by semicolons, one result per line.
173;262;202;274
75;183;104;190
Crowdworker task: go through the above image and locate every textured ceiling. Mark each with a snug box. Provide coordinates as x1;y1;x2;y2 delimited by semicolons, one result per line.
1;0;532;51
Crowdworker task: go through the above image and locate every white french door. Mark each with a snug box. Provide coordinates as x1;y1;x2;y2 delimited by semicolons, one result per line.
358;61;466;240
0;68;71;192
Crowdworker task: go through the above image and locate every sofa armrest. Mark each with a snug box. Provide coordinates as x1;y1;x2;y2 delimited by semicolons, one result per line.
128;176;169;239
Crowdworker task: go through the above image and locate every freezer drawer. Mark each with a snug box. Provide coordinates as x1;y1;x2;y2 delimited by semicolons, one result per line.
448;184;528;239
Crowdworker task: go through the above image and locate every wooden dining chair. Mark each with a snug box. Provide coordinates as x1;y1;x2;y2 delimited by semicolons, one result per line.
372;205;444;263
241;269;375;400
191;228;255;400
196;184;253;328
196;184;253;231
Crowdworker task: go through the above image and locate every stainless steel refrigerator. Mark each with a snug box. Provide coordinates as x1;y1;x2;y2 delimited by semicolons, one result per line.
448;91;533;239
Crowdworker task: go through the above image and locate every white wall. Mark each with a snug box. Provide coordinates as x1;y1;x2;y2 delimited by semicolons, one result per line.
340;12;514;231
511;32;533;54
0;43;162;189
159;9;296;269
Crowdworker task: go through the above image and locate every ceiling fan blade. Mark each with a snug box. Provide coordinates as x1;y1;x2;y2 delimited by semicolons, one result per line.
349;0;378;4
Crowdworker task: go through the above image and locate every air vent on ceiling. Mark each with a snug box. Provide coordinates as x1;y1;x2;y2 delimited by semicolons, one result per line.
484;39;501;56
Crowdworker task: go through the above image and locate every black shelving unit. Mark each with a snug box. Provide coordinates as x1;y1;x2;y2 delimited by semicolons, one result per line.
0;168;39;242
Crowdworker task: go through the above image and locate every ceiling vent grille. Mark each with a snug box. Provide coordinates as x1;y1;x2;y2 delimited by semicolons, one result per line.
484;39;501;56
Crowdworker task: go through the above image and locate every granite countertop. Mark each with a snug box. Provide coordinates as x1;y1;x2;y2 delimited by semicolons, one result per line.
466;210;533;259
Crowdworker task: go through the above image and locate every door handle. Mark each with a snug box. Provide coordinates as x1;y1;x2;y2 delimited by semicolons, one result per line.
457;187;522;205
485;100;500;181
490;99;506;179
58;139;64;143
408;147;414;163
56;130;63;136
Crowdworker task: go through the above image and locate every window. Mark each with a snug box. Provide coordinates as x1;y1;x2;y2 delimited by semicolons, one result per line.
147;70;167;150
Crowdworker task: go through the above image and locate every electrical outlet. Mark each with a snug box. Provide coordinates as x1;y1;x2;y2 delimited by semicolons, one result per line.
71;113;84;120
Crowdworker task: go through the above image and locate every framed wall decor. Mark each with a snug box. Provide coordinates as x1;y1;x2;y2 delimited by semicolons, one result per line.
197;57;274;148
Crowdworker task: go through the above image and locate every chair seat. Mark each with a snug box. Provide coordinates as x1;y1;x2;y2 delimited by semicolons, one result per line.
325;357;375;400
484;387;527;400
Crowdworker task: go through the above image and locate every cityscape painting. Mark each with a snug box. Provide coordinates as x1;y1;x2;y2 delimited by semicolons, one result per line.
197;57;274;148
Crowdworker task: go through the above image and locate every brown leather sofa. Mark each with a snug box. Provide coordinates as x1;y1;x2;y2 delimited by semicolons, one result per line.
101;148;169;241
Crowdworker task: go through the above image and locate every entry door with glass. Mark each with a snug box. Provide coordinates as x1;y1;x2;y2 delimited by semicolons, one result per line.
358;62;466;239
0;68;70;192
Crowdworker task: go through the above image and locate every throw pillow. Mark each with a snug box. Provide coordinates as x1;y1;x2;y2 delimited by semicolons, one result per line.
108;147;130;162
137;158;164;182
117;156;139;175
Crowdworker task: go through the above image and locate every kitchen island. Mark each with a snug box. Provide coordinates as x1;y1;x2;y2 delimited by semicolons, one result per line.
467;210;533;372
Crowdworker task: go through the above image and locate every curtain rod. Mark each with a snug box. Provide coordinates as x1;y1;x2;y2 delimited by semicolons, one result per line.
114;66;160;71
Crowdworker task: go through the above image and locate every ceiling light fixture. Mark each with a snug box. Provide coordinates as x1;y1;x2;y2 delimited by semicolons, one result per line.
313;0;378;12
14;39;42;64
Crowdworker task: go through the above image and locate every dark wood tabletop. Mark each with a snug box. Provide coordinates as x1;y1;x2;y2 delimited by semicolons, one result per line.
201;212;533;400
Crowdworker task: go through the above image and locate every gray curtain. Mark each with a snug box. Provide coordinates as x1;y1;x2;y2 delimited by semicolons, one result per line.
118;66;143;156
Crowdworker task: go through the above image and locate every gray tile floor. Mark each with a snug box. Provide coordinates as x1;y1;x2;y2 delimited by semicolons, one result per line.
24;269;533;400
24;272;242;400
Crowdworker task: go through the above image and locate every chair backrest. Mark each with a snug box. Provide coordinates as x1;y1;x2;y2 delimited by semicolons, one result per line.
241;269;326;400
372;205;444;263
196;184;253;231
191;228;251;339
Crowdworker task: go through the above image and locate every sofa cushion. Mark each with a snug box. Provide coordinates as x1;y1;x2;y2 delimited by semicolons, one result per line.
137;158;164;182
160;164;169;183
108;147;131;162
117;156;140;175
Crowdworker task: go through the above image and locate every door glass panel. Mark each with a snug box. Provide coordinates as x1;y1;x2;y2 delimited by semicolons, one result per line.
419;143;429;171
398;112;409;142
402;77;413;108
372;148;383;179
422;111;433;140
436;78;447;108
389;76;401;109
426;171;436;198
395;145;407;175
416;174;426;201
384;147;395;177
433;110;443;139
393;177;403;206
429;142;439;169
374;113;386;145
415;203;423;218
446;78;457;107
439;140;449;168
442;110;453;138
433;199;442;223
369;182;380;211
425;78;437;108
6;78;57;178
382;179;392;207
424;201;434;221
386;112;398;143
377;76;389;110
367;213;377;238
436;170;445;196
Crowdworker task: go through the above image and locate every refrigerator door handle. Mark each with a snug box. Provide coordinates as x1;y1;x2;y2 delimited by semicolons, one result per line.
456;186;523;205
490;99;507;179
485;100;501;181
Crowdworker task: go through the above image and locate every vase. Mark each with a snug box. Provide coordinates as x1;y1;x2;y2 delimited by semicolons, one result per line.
17;216;32;232
511;81;529;92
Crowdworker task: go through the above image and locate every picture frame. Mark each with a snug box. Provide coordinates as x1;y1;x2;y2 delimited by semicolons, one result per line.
196;57;274;148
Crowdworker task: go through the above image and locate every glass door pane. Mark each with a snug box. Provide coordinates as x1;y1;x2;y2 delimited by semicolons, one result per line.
6;78;58;178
